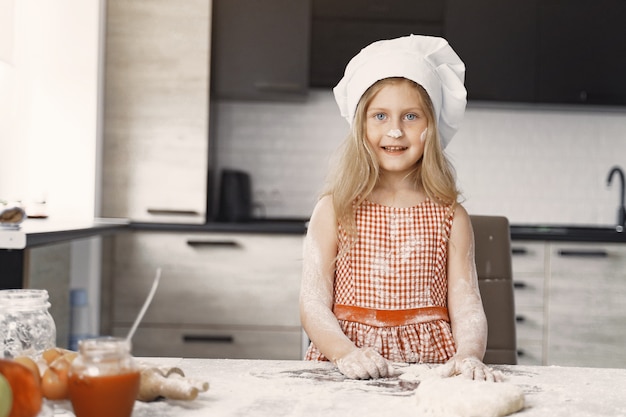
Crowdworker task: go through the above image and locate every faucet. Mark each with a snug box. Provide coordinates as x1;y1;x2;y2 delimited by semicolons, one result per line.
607;166;626;231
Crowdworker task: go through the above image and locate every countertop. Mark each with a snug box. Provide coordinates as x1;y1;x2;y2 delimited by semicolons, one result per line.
0;218;309;250
0;218;130;249
510;224;626;243
129;218;309;235
48;359;626;417
133;221;626;243
2;217;626;250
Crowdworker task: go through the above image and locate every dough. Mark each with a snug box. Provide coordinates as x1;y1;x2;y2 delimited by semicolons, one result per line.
414;376;525;417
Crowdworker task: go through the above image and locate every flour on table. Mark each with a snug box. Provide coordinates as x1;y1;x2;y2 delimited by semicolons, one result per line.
398;363;440;382
399;364;524;417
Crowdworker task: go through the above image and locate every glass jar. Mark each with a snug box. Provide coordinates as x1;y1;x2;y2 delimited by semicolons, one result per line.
68;337;140;417
0;289;57;358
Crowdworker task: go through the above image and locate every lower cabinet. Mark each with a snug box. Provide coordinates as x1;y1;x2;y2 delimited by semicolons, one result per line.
512;240;626;368
510;242;546;366
107;231;304;359
547;243;626;368
113;326;302;360
26;243;72;349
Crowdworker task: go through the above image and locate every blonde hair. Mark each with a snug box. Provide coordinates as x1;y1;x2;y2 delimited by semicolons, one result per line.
323;77;460;237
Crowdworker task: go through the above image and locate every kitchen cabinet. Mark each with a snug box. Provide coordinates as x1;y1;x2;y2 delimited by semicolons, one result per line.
101;0;211;223
536;0;626;105
510;242;546;366
547;243;626;367
211;0;311;101
107;231;304;359
444;0;537;103
511;240;626;367
24;243;72;349
448;0;626;105
310;0;444;87
310;0;626;106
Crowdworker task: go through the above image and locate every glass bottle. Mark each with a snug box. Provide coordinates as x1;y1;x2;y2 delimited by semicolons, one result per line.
0;289;56;358
69;288;92;351
68;337;140;417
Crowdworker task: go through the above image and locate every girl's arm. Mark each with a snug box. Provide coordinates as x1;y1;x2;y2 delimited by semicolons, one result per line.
444;205;503;381
299;195;393;379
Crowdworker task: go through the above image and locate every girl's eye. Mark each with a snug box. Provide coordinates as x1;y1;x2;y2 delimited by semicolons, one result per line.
405;113;417;121
374;113;386;121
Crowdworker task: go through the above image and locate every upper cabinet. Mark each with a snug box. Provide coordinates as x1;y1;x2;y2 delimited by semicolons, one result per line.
535;0;626;105
444;0;536;103
211;0;311;101
101;0;211;224
310;0;444;88
309;0;626;106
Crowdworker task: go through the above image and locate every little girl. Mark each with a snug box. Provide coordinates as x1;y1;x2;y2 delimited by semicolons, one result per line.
300;34;501;381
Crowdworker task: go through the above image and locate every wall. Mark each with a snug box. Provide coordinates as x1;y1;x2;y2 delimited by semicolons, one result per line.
214;90;626;226
0;0;101;221
0;0;104;339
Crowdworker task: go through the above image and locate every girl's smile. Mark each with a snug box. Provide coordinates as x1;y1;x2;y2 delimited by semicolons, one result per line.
382;145;408;153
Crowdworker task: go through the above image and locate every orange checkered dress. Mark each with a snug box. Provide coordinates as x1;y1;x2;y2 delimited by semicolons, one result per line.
305;198;457;363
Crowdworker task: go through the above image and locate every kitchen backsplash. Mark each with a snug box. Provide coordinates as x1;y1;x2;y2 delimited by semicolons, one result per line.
214;90;626;226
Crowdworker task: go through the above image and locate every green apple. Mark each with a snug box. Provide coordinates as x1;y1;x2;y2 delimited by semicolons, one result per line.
0;373;12;417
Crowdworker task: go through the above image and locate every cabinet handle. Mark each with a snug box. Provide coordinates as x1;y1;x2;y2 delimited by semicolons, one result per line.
515;315;526;323
147;208;200;216
254;81;303;93
511;247;528;255
517;349;525;357
182;335;234;344
513;281;527;289
186;240;241;248
557;249;608;258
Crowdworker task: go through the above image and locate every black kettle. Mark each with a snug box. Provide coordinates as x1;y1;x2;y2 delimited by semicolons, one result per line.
217;169;252;222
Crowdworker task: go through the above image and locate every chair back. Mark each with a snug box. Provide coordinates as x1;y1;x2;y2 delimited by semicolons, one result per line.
470;215;517;365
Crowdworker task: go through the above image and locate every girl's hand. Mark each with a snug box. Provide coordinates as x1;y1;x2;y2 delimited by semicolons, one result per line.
438;356;504;382
334;347;395;380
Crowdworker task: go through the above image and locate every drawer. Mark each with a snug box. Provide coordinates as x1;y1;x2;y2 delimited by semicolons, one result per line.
550;243;626;277
547;334;626;368
513;276;544;308
516;339;543;366
112;232;304;327
113;325;303;360
549;273;626;319
514;307;543;341
511;242;545;275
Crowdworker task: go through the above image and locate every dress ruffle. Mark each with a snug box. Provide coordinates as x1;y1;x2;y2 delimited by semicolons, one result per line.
305;318;456;363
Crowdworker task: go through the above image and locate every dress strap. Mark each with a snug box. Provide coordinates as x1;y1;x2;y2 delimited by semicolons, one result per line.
333;304;450;328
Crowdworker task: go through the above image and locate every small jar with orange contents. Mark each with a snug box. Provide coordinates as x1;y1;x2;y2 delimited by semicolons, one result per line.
68;337;140;417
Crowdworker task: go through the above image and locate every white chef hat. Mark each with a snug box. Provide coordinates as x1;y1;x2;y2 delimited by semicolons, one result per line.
333;34;467;148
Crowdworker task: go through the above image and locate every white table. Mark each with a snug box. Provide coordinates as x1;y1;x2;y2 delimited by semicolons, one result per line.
112;358;626;417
